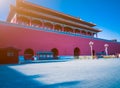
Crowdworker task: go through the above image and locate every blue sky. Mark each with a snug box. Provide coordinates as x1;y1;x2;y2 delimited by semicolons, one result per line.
0;0;120;41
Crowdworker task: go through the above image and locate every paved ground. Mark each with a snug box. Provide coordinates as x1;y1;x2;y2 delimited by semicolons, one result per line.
0;58;120;88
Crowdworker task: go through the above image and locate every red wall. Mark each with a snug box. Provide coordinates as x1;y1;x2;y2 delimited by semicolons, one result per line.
0;22;120;56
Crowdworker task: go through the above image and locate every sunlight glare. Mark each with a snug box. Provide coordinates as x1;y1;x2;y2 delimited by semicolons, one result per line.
0;0;14;8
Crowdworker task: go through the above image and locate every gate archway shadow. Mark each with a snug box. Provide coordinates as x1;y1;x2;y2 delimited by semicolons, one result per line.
24;48;34;60
51;48;59;59
74;47;80;59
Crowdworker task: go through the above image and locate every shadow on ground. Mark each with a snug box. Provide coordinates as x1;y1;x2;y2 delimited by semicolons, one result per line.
0;65;82;88
42;81;81;88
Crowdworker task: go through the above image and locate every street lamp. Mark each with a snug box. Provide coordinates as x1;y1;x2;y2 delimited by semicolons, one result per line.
89;41;94;59
104;44;109;56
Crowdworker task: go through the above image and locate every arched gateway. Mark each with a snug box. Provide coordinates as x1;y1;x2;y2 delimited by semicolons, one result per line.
24;48;34;60
74;47;80;59
51;48;59;59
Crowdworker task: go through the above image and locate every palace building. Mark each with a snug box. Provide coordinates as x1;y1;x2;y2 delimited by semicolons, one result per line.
0;0;120;64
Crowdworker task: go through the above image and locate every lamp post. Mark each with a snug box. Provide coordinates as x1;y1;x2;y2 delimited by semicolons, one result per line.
104;44;109;56
89;41;94;59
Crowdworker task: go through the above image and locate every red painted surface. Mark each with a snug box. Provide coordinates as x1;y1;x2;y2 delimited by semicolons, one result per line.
0;22;120;57
0;47;20;64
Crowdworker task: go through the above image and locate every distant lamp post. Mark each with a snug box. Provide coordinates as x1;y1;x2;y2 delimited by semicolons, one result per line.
89;41;94;58
104;44;109;56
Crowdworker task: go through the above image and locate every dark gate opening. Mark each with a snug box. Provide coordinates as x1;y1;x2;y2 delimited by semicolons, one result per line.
51;48;59;59
24;48;34;60
74;47;80;59
92;50;96;56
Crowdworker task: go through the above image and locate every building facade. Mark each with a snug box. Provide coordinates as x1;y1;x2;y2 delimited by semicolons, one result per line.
0;0;120;62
